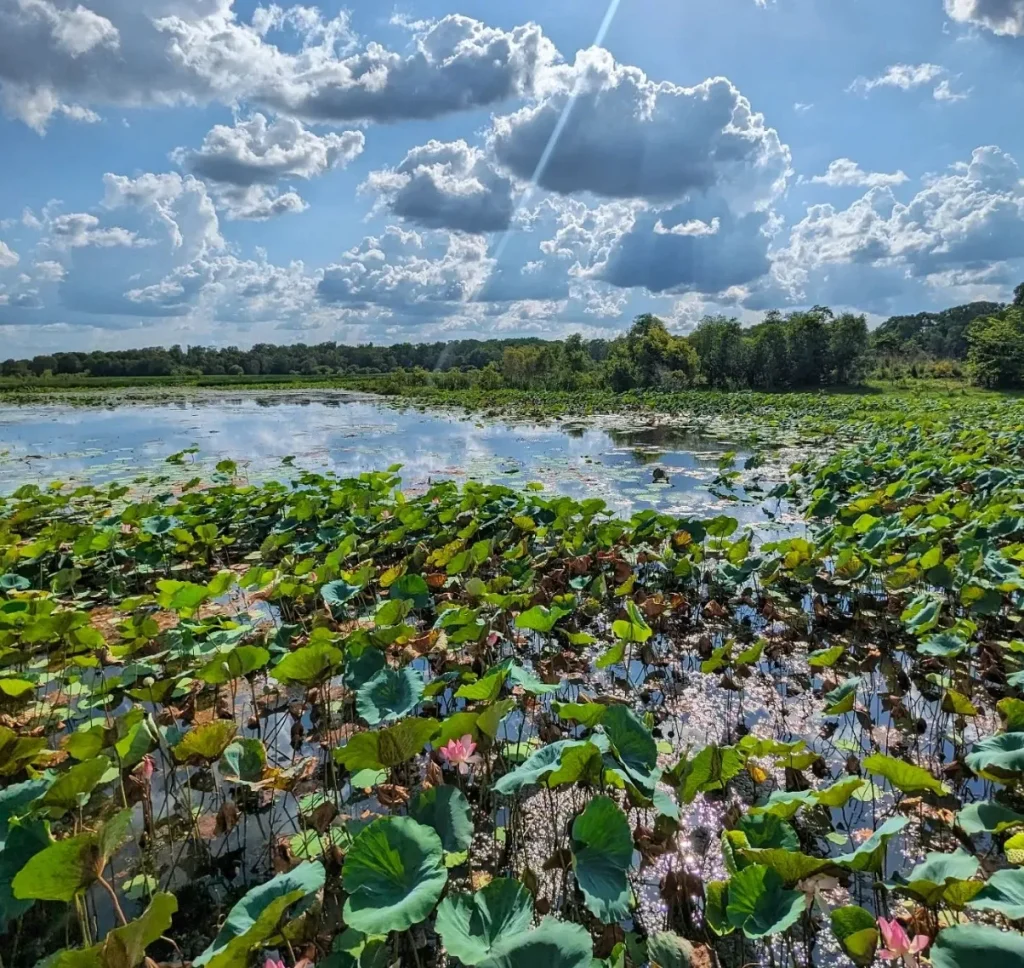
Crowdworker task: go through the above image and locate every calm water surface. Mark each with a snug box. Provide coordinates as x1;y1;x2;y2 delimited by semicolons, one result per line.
0;391;790;526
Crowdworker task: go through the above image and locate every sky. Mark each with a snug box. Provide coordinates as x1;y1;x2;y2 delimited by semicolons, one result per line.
1;0;1023;357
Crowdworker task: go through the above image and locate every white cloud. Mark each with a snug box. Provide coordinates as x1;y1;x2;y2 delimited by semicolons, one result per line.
762;145;1024;312
945;0;1024;35
489;47;790;210
173;112;364;220
317;226;493;319
102;171;224;258
933;79;970;102
0;241;20;268
848;63;945;95
0;5;556;133
807;158;910;189
33;260;65;280
173;113;364;186
49;212;145;248
253;14;560;123
363;140;515;233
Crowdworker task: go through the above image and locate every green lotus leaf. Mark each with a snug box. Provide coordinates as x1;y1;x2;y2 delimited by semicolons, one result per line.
676;744;744;804
0;677;35;699
14;808;132;902
647;932;695;968
342;816;447;934
704;880;732;936
725;864;805;939
734;847;834;886
172;721;237;764
830;905;878;967
862;752;947;795
834;815;909;873
390;574;431;609
219;739;267;784
807;645;845;668
409;785;473;854
356;667;424;726
611;600;652;644
326;928;391;968
515;604;573;633
813;776;865;808
0;777;50;846
551;702;608;728
918;633;971;658
998;697;1024;732
823;677;860;715
890;850;981;906
476;917;594;968
272;642;342;686
0;574;31;592
198;645;270;685
455;669;509;703
45;892;178;968
967;867;1024;919
570;795;633;923
494;741;601;795
601;705;657;789
333;718;440;772
37;755;112;818
736;814;799;851
0;818;50;928
195;862;325;968
967;733;1024;782
114;718;157;769
343;645;386;691
0;725;48;776
435;878;534;965
957;800;1024;835
932;923;1024;968
321;579;362;617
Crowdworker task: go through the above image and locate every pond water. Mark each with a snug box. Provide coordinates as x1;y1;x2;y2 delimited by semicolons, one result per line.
0;390;793;528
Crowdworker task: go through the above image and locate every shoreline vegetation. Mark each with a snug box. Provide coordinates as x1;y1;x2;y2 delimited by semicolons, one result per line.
5;288;1024;398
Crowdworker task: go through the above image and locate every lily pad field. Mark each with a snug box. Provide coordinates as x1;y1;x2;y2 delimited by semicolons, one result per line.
2;387;1024;968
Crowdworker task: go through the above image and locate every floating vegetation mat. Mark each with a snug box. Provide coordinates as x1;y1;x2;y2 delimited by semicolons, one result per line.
1;394;1024;968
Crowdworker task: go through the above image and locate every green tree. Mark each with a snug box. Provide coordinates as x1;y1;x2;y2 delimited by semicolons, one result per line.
968;309;1024;388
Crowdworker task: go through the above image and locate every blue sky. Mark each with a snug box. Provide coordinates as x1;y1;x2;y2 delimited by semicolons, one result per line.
1;0;1023;357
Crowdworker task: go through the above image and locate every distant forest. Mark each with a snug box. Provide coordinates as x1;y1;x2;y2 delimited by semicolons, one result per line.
4;285;1024;390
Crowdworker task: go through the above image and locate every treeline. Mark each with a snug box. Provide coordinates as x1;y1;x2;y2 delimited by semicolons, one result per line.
5;288;1024;390
1;307;870;393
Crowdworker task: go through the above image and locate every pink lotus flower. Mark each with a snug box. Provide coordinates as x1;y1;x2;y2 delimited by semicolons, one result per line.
878;917;929;965
135;754;156;782
439;735;482;775
264;958;285;968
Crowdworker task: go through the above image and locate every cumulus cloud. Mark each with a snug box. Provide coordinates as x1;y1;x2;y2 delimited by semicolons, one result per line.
253;14;559;123
173;112;364;219
0;241;20;268
0;4;556;132
807;158;909;189
593;196;773;295
49;212;146;248
363;140;515;233
317;226;493;318
174;113;364;186
764;145;1024;311
489;47;790;210
848;63;945;94
102;171;224;258
945;0;1024;35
